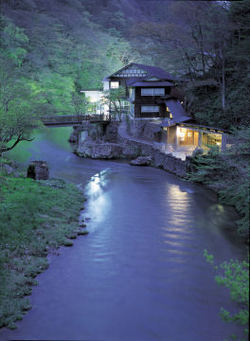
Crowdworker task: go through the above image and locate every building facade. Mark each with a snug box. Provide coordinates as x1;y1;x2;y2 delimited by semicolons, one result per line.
103;63;189;121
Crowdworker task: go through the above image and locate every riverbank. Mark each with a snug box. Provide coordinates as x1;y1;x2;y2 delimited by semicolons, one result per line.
0;169;86;329
74;121;191;178
73;121;249;239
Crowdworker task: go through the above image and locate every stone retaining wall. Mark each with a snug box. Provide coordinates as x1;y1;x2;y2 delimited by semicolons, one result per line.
75;121;191;178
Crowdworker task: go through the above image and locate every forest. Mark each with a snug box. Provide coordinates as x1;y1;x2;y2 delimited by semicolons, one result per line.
0;0;249;337
1;0;249;231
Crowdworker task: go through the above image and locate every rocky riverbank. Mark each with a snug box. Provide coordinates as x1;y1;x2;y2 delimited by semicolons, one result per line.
72;121;191;178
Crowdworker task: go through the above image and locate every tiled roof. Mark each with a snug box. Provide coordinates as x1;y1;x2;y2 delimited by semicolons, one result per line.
104;63;178;82
132;63;177;81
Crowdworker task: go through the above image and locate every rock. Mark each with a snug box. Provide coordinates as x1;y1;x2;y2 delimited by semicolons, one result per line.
27;161;49;180
63;240;74;247
67;234;77;239
104;122;119;142
77;230;89;236
130;156;152;166
69;125;84;143
77;143;123;159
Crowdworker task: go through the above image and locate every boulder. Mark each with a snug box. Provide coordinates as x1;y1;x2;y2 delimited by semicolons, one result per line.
130;156;152;166
27;161;49;180
77;143;123;159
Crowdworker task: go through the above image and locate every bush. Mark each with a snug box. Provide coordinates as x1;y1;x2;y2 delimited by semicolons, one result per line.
204;250;249;340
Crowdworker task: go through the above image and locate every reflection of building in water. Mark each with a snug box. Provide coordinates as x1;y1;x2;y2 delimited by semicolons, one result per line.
163;123;227;151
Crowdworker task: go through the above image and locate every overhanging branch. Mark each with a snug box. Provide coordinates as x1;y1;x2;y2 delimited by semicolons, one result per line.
0;135;34;153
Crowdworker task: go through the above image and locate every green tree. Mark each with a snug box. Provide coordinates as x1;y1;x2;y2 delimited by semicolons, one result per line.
0;17;39;154
103;87;127;121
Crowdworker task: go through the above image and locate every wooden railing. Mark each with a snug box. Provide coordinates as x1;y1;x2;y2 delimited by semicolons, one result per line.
41;114;111;126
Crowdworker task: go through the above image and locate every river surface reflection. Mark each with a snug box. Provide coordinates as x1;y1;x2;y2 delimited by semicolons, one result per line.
0;127;245;341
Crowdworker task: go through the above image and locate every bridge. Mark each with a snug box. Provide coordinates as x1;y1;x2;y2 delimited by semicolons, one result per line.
41;114;111;126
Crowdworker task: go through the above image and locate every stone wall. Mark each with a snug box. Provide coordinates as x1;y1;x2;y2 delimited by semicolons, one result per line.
129;120;163;142
74;121;191;178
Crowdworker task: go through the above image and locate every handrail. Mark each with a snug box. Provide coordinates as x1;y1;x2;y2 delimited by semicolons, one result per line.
41;114;111;125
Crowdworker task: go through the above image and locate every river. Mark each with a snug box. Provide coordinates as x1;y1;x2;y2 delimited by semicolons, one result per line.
0;127;245;341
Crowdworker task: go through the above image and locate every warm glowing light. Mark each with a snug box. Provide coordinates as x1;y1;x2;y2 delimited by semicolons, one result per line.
110;81;119;89
177;127;186;138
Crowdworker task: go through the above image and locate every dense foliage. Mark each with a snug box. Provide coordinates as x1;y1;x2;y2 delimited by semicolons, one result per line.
204;250;249;340
1;0;249;132
0;0;249;335
188;128;250;238
0;173;83;329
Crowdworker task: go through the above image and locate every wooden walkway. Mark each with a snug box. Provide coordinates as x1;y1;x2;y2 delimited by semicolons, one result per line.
41;114;111;126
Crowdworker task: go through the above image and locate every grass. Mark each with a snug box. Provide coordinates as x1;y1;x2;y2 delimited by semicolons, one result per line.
0;174;84;329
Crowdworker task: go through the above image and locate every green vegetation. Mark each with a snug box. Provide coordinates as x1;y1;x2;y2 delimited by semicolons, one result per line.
204;250;249;340
103;87;127;121
188;128;250;238
0;0;249;336
0;173;83;329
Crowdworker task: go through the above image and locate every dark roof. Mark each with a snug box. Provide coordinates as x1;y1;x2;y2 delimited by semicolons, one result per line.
104;63;178;82
128;81;174;87
125;78;145;86
162;99;191;126
132;63;177;81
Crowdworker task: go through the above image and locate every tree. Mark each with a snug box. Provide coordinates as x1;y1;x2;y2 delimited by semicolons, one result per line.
131;2;231;111
103;87;127;121
0;17;40;155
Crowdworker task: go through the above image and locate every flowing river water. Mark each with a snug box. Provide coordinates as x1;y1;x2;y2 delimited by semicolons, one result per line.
0;127;246;341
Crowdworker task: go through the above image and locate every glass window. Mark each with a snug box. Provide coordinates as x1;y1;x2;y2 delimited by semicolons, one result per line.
110;81;119;89
141;88;165;96
141;105;159;113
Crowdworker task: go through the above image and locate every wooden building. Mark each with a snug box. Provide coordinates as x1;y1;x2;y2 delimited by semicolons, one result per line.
103;63;190;122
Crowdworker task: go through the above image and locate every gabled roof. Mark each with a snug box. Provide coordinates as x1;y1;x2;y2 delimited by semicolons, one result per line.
104;63;177;82
133;63;177;81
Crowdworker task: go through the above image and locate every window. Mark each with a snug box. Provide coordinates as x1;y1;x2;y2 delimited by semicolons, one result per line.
141;105;159;113
141;88;165;96
110;81;119;89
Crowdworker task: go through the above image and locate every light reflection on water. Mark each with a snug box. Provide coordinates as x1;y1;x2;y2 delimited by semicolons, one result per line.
84;169;111;225
1;128;246;341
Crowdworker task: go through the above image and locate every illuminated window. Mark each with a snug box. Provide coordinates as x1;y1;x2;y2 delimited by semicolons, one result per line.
141;105;159;113
110;81;119;89
141;88;165;96
169;113;173;119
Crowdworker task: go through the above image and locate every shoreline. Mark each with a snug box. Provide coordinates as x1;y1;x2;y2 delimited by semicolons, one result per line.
0;171;88;330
